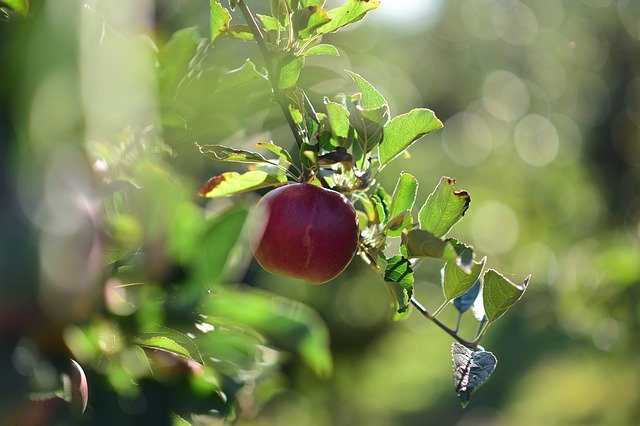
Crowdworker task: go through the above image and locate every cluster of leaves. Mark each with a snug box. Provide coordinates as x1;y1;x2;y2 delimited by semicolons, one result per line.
196;0;531;406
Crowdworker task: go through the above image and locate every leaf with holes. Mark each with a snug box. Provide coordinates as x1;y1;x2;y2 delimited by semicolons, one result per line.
451;342;497;408
198;171;287;198
418;176;470;238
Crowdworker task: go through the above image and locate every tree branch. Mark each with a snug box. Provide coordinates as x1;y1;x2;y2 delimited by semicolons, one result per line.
410;297;478;350
237;0;305;149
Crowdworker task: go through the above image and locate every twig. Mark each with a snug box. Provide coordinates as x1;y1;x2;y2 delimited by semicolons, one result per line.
410;297;478;350
237;0;305;148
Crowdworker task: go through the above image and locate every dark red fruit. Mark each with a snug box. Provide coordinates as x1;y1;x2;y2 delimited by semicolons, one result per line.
252;183;359;284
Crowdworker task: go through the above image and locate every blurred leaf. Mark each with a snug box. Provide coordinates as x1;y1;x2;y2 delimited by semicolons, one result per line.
225;24;255;41
195;323;266;373
442;257;486;301
172;413;191;426
104;214;143;264
305;44;339;56
293;6;331;40
418;176;470;238
300;0;324;6
210;0;232;43
190;206;248;288
217;59;268;91
201;290;332;376
198;143;270;164
256;141;295;167
134;328;204;364
278;56;305;89
383;255;414;320
317;0;380;35
257;14;281;31
451;342;497;408
453;280;482;315
379;108;443;166
346;70;386;110
482;270;531;323
2;0;28;16
198;170;287;198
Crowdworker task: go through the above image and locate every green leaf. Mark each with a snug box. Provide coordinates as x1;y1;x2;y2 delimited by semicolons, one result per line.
390;172;418;219
305;43;340;56
293;6;331;40
216;59;268;91
379;108;443;166
301;0;325;6
383;255;414;320
325;101;350;141
482;270;531;323
198;143;270;164
198;170;287;198
225;24;255;41
346;70;386;110
418;176;470;238
317;0;380;35
256;141;295;167
442;257;486;302
451;342;497;408
402;229;456;260
134;328;203;364
350;103;389;155
278;56;305;89
201;290;332;377
2;0;28;16
257;14;282;31
210;0;232;43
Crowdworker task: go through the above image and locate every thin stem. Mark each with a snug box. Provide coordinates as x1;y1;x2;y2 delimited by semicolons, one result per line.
237;0;305;149
410;297;478;350
431;300;449;318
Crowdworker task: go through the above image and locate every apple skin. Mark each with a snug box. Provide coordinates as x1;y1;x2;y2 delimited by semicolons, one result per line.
252;183;359;284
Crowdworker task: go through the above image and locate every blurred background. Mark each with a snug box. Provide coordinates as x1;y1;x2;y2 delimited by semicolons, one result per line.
1;0;639;424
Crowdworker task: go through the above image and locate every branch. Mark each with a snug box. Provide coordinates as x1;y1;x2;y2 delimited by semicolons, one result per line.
237;0;305;149
410;297;478;350
359;245;478;350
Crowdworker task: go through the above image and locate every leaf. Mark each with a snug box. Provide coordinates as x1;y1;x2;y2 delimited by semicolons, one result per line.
198;170;287;198
134;329;203;364
482;270;531;323
225;24;255;41
350;103;389;154
201;290;332;377
257;14;281;31
256;141;295;167
210;0;232;43
379;108;443;166
198;143;273;165
451;342;497;408
402;229;456;260
305;44;340;56
390;172;418;219
346;70;386;110
418;176;470;238
325;101;350;141
293;6;331;40
453;280;482;314
216;59;268;91
300;0;324;6
316;0;380;35
383;255;414;320
278;56;305;89
442;257;486;302
2;0;28;16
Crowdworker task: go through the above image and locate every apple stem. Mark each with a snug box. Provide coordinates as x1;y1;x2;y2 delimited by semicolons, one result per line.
237;0;306;150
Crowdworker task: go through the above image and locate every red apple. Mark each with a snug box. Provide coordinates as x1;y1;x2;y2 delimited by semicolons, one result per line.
252;183;359;284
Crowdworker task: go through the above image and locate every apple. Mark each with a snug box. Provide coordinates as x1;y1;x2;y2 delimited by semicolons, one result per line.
252;183;359;284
